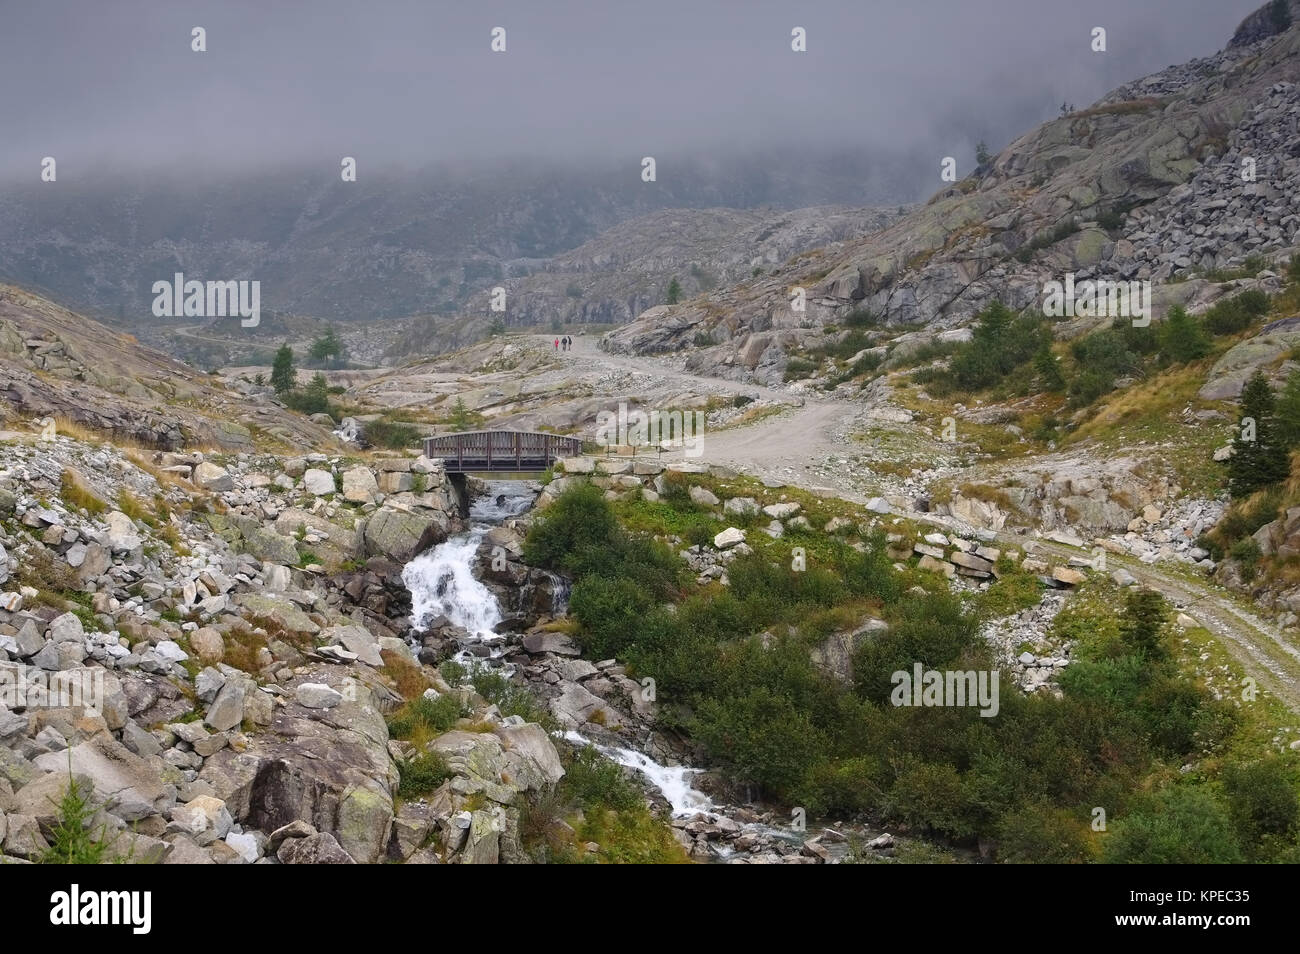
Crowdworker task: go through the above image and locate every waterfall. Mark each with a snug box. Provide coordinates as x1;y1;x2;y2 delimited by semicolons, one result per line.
398;481;716;816
402;530;503;639
400;481;537;649
564;731;715;817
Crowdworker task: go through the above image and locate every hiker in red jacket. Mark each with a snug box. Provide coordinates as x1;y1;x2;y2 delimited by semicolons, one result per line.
554;338;559;350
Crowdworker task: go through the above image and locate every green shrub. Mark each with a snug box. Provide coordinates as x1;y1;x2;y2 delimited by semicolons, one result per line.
1102;786;1243;864
1229;536;1263;581
995;801;1093;863
1204;289;1269;336
947;302;1051;392
1223;757;1300;856
387;693;466;739
439;659;468;685
522;482;620;573
853;589;981;703
783;357;818;381
694;686;826;796
470;670;551;724
843;308;878;329
397;750;453;798
560;744;644;812
365;417;422;450
886;761;974;838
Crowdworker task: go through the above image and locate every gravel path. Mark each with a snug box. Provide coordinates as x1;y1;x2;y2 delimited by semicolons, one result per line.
558;333;1300;714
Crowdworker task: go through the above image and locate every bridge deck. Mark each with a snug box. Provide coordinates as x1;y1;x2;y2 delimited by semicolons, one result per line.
423;430;582;473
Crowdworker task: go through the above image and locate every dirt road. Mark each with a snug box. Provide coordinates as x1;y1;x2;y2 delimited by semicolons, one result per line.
559;334;868;495
555;333;1300;713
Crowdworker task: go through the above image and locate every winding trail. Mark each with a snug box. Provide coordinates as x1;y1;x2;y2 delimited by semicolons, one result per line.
560;334;867;495
552;332;1300;713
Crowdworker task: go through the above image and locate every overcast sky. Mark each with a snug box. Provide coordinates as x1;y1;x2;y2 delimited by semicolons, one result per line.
0;0;1265;181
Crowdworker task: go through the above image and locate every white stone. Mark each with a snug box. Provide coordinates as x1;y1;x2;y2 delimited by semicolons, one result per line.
713;527;746;549
295;683;343;709
303;469;336;496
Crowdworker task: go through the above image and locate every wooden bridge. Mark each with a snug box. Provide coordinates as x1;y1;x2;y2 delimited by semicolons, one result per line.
423;430;583;473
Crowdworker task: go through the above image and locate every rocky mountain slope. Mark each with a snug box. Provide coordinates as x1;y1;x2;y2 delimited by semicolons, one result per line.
0;284;335;450
0;154;911;328
604;5;1300;375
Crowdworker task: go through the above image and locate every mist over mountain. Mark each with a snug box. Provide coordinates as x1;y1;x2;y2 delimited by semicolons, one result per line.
0;151;917;323
0;0;1254;325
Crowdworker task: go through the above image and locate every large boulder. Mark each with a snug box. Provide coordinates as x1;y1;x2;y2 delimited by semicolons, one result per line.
1199;317;1300;400
103;511;143;553
303;469;337;496
193;461;234;492
199;676;396;864
277;831;356;864
231;593;321;636
32;735;175;821
341;467;379;504
362;507;450;562
492;723;565;790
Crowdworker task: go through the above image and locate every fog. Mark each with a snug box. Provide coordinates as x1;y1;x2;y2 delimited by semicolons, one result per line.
0;0;1262;186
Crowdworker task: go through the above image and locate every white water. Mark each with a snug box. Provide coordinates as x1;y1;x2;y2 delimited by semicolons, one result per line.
403;531;503;639
564;731;715;817
402;484;718;820
401;482;537;652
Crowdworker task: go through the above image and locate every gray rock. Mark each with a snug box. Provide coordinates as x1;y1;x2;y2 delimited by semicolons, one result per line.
193;462;234;492
14;620;44;658
277;831;356;864
302;469;336;496
46;612;85;644
295;683;343;709
205;682;246;731
33;736;174;821
713;527;746;549
688;486;720;507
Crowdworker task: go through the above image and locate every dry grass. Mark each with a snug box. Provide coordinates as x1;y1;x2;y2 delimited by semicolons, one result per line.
115;488;151;523
221;625;269;675
122;449;202;496
955;482;1019;512
380;648;431;701
59;469;108;516
16;545;81;593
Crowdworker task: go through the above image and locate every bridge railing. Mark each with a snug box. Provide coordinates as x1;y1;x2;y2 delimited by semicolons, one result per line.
423;430;583;472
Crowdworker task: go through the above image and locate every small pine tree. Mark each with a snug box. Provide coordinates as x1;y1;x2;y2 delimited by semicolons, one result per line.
309;327;344;367
975;141;993;166
1033;343;1065;392
1228;370;1290;497
667;278;682;305
270;344;296;393
40;775;110;864
1119;588;1168;661
1157;305;1210;364
450;397;473;431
